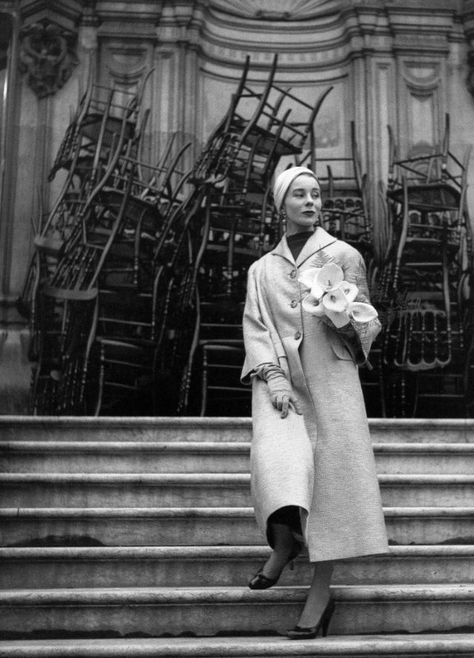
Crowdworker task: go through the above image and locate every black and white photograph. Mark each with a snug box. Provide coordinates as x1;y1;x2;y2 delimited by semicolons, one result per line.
0;1;473;656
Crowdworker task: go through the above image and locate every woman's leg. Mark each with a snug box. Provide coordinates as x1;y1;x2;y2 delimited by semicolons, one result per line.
259;522;296;578
296;560;334;627
259;506;302;578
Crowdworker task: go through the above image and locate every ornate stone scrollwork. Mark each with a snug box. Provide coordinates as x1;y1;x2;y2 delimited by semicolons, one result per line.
19;20;78;98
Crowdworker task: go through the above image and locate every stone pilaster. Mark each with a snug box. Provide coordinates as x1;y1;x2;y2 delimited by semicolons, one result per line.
144;1;204;169
461;0;474;96
0;5;30;412
0;5;21;320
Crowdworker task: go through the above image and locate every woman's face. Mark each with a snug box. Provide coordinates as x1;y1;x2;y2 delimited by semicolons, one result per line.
283;174;322;235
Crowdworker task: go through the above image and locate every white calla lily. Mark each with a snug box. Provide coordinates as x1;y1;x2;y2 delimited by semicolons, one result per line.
314;263;344;297
302;293;326;316
347;301;378;323
322;286;349;313
339;281;358;302
325;308;351;328
298;268;319;291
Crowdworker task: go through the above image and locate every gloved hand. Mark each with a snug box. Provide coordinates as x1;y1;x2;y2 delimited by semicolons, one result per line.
266;371;303;419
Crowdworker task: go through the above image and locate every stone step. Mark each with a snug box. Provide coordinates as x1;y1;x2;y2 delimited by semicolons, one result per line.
1;473;474;507
0;417;255;443
374;444;474;474
0;545;472;589
2;441;474;474
1;585;473;638
1;416;474;444
1;506;473;547
1;635;474;658
0;442;253;474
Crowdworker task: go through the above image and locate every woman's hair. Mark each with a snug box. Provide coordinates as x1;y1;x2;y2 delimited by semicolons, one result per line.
273;166;319;212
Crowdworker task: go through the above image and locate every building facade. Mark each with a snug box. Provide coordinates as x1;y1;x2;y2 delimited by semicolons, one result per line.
1;0;474;413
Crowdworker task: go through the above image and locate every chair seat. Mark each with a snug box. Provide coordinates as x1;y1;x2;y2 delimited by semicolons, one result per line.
34;235;65;257
42;284;98;301
387;182;460;211
98;188;163;231
200;339;244;349
243;124;301;156
79;113;136;146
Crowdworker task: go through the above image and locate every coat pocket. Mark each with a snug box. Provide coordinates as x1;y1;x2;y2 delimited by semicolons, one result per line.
328;331;356;362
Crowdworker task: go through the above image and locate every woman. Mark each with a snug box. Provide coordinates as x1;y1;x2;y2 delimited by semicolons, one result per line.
241;166;388;639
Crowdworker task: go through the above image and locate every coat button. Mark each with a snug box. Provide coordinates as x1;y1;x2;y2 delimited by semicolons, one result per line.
294;331;301;340
290;300;298;308
289;269;297;279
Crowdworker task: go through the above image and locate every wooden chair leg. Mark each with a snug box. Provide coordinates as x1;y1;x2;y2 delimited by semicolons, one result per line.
200;345;209;417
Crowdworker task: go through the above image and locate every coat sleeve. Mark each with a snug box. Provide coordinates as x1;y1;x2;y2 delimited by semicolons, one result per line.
241;262;281;384
337;246;381;365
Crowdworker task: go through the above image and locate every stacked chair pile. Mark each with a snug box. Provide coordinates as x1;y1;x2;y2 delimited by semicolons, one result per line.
180;54;333;415
18;58;474;418
19;56;334;417
21;77;198;415
380;115;474;417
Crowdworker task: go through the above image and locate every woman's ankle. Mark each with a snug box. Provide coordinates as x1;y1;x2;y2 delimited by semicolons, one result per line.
261;545;293;577
297;593;331;628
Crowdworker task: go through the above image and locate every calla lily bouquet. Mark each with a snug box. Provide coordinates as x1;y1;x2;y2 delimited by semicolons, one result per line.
298;263;378;328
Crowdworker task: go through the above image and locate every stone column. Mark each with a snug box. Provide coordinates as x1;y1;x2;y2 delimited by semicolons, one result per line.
0;0;81;413
0;5;32;413
0;5;21;320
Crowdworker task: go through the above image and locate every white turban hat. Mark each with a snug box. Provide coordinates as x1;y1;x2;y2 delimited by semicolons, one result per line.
273;166;319;212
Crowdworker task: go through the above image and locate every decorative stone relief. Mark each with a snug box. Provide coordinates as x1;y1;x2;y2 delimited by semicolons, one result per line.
19;20;78;98
402;62;441;98
400;62;442;149
103;44;150;86
99;42;152;96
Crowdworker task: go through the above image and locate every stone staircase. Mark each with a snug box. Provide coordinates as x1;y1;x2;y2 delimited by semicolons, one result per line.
0;416;473;657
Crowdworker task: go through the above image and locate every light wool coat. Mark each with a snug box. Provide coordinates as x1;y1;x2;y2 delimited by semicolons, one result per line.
242;227;389;562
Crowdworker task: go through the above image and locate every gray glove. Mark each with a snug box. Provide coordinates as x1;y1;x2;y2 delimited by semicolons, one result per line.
264;368;303;419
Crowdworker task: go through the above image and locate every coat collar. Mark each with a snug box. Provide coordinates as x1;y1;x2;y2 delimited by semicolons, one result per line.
271;226;338;266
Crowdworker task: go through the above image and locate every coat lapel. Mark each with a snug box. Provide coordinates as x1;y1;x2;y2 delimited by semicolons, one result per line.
271;234;295;264
271;226;338;267
295;226;336;267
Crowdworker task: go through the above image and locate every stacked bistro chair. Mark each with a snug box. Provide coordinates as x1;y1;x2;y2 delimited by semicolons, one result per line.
381;114;474;416
179;55;333;415
91;143;194;415
48;76;151;183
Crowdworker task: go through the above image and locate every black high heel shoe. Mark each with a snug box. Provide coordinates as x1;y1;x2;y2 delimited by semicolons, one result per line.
248;541;302;590
287;598;335;640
